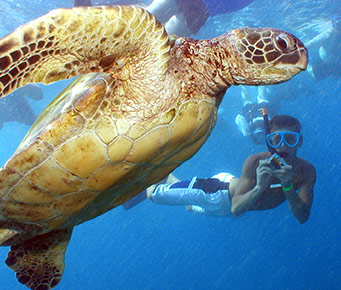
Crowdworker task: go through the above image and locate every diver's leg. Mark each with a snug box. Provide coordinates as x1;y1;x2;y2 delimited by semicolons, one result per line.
150;177;229;210
146;0;178;23
256;86;270;104
241;86;257;106
164;13;191;36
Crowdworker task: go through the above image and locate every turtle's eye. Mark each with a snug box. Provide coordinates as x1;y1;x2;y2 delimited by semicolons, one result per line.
274;33;294;52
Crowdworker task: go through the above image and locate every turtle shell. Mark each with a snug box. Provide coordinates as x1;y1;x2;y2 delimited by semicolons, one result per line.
0;72;216;230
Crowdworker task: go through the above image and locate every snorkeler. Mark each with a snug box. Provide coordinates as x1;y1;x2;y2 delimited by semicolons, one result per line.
305;14;341;82
146;115;316;224
73;0;143;6
146;0;253;36
73;0;92;5
235;86;280;145
73;0;253;36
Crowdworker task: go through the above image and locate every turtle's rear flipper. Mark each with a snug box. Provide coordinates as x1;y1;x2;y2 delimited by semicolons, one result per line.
5;228;73;290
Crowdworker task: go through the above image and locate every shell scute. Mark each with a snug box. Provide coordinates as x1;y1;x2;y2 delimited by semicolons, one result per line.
126;126;171;163
168;100;200;149
7;179;55;204
167;134;209;163
17;73;111;149
53;133;108;178
72;78;108;118
6;139;54;175
160;107;176;125
53;191;98;216
95;116;118;144
40;111;86;147
1;200;54;223
87;163;134;191
126;125;147;140
183;100;215;146
116;119;131;135
26;158;83;195
107;136;133;163
0;168;23;194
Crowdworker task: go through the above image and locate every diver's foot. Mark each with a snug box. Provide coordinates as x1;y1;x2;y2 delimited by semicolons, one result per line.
146;185;157;200
185;205;193;211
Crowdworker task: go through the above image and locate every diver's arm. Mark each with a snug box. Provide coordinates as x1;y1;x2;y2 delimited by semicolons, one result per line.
275;164;316;224
231;183;263;216
283;185;311;224
285;167;315;224
231;157;271;216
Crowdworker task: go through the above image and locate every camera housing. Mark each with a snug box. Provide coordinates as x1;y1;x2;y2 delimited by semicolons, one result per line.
267;153;288;170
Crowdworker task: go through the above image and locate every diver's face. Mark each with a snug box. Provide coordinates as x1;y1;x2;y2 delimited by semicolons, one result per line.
269;127;302;163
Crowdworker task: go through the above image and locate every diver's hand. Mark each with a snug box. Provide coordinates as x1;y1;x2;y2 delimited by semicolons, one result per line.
273;165;294;186
256;160;273;191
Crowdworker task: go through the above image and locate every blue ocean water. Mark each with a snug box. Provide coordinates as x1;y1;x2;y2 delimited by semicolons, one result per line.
0;0;340;289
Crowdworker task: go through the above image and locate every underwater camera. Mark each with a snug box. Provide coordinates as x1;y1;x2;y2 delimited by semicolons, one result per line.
267;153;288;170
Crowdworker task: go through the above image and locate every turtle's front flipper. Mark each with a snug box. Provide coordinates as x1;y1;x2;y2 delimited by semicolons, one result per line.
5;228;73;290
0;5;170;98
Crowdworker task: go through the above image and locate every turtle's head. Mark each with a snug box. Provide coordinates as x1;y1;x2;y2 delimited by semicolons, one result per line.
219;28;308;85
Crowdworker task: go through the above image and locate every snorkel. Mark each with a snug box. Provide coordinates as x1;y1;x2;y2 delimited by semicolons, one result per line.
262;108;289;169
262;107;275;154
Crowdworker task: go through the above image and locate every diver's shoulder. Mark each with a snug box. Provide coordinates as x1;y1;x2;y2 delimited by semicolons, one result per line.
244;152;271;165
296;157;316;175
248;152;271;160
297;157;315;168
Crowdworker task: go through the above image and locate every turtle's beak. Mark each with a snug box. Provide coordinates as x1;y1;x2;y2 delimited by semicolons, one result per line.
288;66;305;77
286;47;308;76
296;48;308;71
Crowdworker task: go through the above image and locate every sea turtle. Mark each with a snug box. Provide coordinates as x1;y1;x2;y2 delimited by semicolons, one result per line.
0;5;307;290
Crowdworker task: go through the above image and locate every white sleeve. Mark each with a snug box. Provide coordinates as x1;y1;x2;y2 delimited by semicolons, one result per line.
211;172;235;183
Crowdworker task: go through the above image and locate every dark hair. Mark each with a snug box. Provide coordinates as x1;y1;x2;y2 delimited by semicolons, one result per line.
269;115;302;133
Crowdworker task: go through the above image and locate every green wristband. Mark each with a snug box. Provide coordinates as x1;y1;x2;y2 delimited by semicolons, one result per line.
282;183;293;191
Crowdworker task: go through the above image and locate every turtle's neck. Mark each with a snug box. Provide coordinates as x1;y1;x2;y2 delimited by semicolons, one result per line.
168;37;232;99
